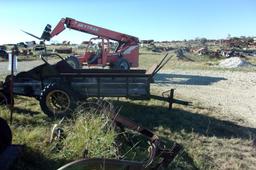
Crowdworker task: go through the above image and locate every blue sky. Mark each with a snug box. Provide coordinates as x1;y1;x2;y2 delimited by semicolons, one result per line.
0;0;255;44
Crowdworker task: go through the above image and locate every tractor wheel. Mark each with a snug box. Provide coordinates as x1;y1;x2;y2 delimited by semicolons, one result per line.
39;84;77;118
114;59;130;70
0;117;12;154
65;56;81;69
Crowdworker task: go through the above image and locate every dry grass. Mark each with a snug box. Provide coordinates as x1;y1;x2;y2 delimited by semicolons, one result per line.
139;47;256;72
114;95;256;170
1;88;256;170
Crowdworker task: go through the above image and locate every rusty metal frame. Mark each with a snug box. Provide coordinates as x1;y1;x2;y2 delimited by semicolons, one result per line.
58;100;182;170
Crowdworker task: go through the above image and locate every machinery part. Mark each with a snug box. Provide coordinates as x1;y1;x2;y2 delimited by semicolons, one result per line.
50;17;139;68
114;59;130;70
39;84;77;117
23;17;139;68
88;53;100;64
109;109;182;169
0;91;12;106
0;117;12;154
61;99;182;169
0;49;8;60
65;56;81;69
148;53;173;79
0;92;8;105
150;89;191;110
58;158;144;170
50;117;65;143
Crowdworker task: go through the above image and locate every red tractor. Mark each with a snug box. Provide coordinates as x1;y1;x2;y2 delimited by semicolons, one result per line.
50;17;139;69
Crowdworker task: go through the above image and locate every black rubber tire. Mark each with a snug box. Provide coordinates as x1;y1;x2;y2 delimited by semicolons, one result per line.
114;59;130;70
0;117;12;154
65;56;81;69
0;49;8;60
39;84;77;118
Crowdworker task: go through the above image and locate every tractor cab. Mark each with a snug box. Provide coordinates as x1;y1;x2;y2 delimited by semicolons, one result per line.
79;37;119;68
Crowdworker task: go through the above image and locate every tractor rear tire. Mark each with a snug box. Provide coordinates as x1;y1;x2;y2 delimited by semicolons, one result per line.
39;84;77;118
65;56;81;69
114;59;130;70
0;117;12;154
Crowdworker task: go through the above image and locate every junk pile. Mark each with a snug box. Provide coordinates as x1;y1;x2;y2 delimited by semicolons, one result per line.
219;57;252;68
175;48;193;61
54;47;73;54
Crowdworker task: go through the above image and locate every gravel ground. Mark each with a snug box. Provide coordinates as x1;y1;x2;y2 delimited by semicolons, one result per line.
155;69;256;127
1;60;256;126
0;60;45;75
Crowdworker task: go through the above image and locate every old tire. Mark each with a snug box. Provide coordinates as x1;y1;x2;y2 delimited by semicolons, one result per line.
114;59;130;70
0;117;12;154
65;56;81;69
39;84;77;118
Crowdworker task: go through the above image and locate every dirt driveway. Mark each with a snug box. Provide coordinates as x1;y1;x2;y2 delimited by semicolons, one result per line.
155;69;256;127
0;60;45;75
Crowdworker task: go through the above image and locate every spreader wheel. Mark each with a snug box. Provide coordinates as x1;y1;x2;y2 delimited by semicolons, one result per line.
39;84;77;118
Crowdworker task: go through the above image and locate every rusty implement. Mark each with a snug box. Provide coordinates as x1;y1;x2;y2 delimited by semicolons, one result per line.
58;101;182;170
1;52;190;118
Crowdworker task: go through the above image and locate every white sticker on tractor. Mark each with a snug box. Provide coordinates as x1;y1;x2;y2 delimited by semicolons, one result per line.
8;53;18;72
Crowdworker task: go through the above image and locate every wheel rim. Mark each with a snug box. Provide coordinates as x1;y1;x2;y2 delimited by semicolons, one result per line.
120;61;129;70
46;90;71;114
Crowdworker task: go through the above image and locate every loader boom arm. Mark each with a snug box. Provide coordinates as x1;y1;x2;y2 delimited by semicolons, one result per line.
51;17;139;44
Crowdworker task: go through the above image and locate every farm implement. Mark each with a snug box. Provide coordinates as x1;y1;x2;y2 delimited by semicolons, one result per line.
57;101;182;170
0;18;190;169
0;101;182;170
0;53;189;118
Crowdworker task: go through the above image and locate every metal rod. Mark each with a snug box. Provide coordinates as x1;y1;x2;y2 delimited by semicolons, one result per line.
148;54;173;80
151;53;168;75
169;89;174;109
9;48;15;124
151;55;173;77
